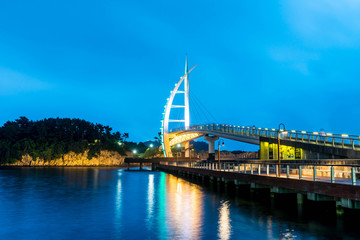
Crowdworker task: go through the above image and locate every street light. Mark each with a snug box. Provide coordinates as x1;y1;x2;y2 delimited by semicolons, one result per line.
185;144;194;167
133;149;137;154
277;123;287;176
150;144;153;148
218;139;225;170
176;143;181;160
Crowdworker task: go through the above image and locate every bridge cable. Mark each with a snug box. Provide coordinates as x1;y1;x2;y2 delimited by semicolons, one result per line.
189;90;218;124
190;94;211;124
189;92;203;125
191;91;219;124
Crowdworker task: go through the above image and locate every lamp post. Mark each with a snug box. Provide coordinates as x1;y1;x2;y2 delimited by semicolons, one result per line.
218;139;225;170
185;144;194;167
176;143;181;161
277;123;287;177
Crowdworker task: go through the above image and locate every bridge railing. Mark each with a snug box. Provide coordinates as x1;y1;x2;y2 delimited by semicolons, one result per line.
170;124;360;150
185;161;360;186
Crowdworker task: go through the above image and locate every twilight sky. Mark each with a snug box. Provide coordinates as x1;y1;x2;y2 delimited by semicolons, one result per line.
1;0;360;150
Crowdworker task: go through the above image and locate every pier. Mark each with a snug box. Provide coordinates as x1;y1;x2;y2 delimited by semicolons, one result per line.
157;160;360;214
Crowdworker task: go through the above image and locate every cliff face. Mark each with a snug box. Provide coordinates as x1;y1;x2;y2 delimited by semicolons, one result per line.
4;150;125;167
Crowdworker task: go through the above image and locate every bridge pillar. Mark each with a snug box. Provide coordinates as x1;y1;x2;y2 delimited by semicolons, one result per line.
184;141;190;157
204;135;219;161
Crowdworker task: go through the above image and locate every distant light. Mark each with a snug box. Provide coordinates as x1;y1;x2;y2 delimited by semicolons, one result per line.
341;134;349;138
133;150;137;154
177;143;181;148
301;131;306;134
313;132;319;135
291;130;296;132
150;144;153;148
117;142;122;146
326;133;333;136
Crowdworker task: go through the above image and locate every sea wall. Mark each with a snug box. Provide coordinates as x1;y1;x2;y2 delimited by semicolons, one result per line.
4;150;125;167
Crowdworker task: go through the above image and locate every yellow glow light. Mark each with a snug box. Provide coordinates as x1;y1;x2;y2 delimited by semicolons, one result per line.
169;133;202;146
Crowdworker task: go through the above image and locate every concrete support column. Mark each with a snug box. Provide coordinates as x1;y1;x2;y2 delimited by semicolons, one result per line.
204;135;219;161
184;141;190;157
297;193;304;216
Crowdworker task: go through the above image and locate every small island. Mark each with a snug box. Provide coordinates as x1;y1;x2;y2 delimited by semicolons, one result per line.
0;117;127;166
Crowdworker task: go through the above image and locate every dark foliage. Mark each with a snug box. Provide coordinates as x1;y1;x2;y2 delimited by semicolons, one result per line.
124;141;148;154
0;117;125;164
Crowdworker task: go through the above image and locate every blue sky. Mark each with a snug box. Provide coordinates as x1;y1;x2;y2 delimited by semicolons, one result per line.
1;0;360;150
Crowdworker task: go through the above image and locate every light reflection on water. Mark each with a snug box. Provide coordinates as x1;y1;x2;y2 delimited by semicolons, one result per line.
114;170;122;239
0;167;359;239
218;201;231;240
146;174;154;230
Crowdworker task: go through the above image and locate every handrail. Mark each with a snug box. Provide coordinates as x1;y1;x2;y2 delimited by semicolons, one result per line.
166;161;360;186
169;123;360;151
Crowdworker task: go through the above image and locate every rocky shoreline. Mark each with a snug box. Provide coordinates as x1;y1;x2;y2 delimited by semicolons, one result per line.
1;150;125;167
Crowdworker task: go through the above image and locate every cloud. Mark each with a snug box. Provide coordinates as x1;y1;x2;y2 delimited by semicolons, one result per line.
0;67;52;95
283;0;360;48
268;47;319;75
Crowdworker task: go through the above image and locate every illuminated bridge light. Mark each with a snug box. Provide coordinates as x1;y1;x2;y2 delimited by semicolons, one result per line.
326;133;333;136
342;134;349;138
291;130;296;132
313;132;319;135
301;131;306;133
169;133;202;146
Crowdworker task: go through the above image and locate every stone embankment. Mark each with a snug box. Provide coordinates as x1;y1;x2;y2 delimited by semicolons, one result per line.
4;150;125;167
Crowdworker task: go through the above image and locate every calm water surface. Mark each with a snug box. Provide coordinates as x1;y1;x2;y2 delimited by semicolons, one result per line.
0;167;359;239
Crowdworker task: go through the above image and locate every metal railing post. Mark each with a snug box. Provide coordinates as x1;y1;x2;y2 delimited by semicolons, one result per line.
352;167;356;186
266;165;269;176
299;165;302;180
276;164;279;177
258;164;261;175
313;166;317;181
238;163;240;173
331;166;335;183
250;164;253;174
286;165;290;178
233;163;235;172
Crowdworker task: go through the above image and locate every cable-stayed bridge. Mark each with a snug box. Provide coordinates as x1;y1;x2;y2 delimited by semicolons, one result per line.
160;58;360;160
